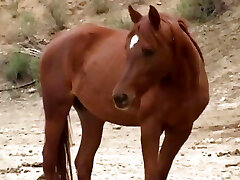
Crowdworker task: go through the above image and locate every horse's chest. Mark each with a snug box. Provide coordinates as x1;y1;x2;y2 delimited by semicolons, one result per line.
140;89;198;126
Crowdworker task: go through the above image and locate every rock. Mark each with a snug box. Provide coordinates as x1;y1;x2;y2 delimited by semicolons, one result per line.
217;149;240;157
27;87;37;94
231;149;240;156
225;162;240;168
202;138;216;143
22;162;43;167
217;151;230;157
235;138;240;143
112;125;122;130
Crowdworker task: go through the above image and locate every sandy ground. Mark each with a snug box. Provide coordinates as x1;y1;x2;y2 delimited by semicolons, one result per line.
0;0;240;180
0;86;239;180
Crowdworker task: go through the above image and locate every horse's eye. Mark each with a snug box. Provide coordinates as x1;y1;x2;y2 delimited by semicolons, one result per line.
142;48;154;56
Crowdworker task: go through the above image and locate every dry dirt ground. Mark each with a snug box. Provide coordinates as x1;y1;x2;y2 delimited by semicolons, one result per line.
0;0;240;180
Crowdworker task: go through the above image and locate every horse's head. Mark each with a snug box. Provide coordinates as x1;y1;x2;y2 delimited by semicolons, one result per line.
113;5;175;110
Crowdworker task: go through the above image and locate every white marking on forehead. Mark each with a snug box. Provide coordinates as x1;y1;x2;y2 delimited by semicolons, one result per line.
129;35;139;49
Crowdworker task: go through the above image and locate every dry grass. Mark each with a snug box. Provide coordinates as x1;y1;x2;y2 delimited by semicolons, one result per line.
104;9;133;30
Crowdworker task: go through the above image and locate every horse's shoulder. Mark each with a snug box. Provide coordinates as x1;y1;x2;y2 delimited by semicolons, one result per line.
182;89;209;122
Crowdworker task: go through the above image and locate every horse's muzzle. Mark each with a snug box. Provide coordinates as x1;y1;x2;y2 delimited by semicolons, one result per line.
113;93;130;110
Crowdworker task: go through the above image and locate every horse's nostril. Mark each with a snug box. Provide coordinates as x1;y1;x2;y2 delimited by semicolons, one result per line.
120;94;128;104
113;94;129;109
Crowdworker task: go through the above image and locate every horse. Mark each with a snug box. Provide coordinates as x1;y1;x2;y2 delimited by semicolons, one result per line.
40;5;209;180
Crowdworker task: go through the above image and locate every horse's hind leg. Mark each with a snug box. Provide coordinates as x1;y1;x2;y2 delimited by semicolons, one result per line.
73;97;105;180
42;88;73;180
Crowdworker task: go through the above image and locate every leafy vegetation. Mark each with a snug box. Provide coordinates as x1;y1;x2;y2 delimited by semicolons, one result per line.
5;51;39;83
177;0;227;21
19;11;36;37
48;0;68;30
91;0;110;14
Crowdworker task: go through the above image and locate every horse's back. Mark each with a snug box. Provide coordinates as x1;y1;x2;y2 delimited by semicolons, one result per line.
41;23;126;84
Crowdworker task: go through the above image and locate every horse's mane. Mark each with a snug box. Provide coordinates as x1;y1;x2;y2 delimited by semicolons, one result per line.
177;19;205;64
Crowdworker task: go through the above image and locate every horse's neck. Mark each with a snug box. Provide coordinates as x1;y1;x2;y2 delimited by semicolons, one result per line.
169;31;201;92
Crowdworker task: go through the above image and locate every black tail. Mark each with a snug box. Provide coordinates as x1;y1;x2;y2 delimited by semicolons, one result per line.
57;117;73;180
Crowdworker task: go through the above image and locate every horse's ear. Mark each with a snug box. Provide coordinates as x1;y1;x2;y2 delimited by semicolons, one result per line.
148;5;160;30
128;5;142;23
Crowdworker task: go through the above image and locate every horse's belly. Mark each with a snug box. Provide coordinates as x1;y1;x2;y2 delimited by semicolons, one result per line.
72;48;140;126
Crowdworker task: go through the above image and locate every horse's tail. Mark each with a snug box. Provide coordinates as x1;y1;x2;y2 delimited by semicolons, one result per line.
57;116;73;180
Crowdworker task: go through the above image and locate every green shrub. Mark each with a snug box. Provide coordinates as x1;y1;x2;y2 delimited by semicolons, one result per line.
5;52;39;83
19;11;36;37
177;0;226;21
49;0;68;30
91;0;110;14
28;56;40;80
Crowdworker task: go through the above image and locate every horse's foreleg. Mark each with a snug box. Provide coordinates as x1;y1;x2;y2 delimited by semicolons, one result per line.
74;104;104;180
141;120;163;180
157;124;193;179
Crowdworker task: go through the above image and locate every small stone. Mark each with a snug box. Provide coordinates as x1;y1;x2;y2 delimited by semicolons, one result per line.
112;125;122;130
235;138;240;143
27;88;37;94
215;138;223;143
231;149;240;156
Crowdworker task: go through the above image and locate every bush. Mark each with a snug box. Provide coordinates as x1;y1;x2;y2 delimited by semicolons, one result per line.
19;11;36;37
89;0;110;14
177;0;227;21
5;52;39;83
48;0;68;30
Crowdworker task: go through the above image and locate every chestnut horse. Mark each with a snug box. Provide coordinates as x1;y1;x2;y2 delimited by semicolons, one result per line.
40;5;209;180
